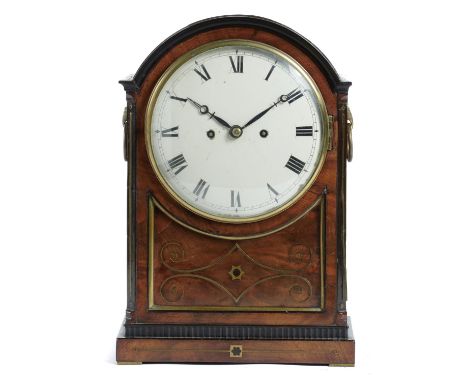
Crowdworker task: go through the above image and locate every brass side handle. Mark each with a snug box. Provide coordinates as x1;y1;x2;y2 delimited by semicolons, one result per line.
346;106;353;162
122;106;128;161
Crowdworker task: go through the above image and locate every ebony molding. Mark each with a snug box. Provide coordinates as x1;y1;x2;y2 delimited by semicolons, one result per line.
336;94;348;312
119;15;351;93
125;323;350;340
125;94;136;314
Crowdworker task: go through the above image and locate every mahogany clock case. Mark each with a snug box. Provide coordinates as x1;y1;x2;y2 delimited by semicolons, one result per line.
117;15;354;365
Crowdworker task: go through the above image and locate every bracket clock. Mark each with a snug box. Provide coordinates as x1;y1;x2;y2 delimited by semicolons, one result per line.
116;15;354;366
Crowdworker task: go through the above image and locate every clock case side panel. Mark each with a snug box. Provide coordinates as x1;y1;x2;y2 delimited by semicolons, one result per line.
118;16;352;341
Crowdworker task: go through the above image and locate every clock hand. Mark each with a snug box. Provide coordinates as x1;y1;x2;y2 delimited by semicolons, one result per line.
242;88;300;129
210;112;232;129
242;102;279;129
187;98;232;129
279;87;300;103
187;97;208;114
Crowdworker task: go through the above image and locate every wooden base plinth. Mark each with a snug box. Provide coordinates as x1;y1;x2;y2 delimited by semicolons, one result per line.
116;321;355;366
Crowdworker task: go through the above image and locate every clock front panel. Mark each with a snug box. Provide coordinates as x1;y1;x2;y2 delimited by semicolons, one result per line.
148;194;325;312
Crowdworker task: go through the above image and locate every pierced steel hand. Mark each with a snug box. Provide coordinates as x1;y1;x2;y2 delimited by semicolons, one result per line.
242;88;300;129
187;98;232;129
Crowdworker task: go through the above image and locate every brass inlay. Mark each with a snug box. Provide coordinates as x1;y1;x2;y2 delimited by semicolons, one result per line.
161;242;186;263
320;193;325;310
229;265;244;280
133;345;301;356
160;274;312;305
242;349;305;354
134;347;229;354
149;193;323;241
122;106;128;161
117;361;142;365
148;192;326;312
346;105;354;162
160;242;311;274
230;345;243;358
327;115;334;151
131;345;342;357
289;283;311;302
145;39;329;224
329;364;355;367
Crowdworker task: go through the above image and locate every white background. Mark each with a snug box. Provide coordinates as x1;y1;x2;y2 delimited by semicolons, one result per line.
1;1;467;381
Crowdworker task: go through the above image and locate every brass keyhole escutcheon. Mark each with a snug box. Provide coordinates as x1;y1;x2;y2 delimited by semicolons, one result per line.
229;265;245;280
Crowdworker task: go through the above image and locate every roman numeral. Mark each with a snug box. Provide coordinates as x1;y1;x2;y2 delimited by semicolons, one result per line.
194;64;211;81
161;126;179;137
296;126;313;136
170;96;187;102
229;56;243;73
265;65;275;81
193;179;210;199
167;154;187;175
230;190;241;207
288;90;304;104
285;155;306;174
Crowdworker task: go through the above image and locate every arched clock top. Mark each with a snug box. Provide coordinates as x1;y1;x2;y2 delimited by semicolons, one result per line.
119;15;351;93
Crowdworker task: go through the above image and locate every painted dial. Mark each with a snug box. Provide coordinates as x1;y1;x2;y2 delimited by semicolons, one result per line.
146;40;327;222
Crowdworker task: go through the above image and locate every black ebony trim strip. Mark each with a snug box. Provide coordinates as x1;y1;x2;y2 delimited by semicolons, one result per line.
124;324;349;340
126;96;136;313
336;96;348;312
119;15;351;93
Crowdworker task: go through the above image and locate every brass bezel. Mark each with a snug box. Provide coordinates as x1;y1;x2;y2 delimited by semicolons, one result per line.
145;39;329;224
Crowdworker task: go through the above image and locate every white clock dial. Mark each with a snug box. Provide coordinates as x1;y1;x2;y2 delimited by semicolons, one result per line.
146;40;328;222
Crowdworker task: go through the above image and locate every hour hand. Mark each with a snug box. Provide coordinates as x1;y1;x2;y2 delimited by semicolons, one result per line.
187;98;231;129
209;112;232;129
187;97;209;114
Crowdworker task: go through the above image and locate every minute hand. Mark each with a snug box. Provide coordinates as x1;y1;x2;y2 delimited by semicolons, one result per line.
242;102;278;129
242;88;300;129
